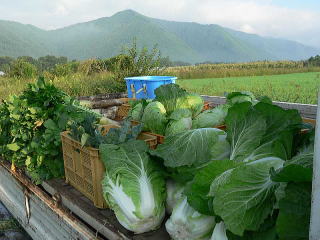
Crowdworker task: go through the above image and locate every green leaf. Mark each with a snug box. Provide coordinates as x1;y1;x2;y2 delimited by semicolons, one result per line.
141;101;167;135
7;143;20;151
44;119;58;130
151;128;219;168
276;182;311;240
81;133;90;147
272;141;313;183
185;160;239;215
226;102;266;161
210;157;284;236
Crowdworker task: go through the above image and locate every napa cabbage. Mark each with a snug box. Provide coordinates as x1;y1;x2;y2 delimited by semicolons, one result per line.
210;222;228;240
166;179;185;214
100;141;166;233
165;196;216;240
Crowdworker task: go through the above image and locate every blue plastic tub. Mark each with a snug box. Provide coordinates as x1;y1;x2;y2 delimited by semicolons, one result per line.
125;76;177;99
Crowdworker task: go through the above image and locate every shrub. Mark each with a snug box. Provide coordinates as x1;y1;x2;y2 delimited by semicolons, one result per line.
8;60;37;78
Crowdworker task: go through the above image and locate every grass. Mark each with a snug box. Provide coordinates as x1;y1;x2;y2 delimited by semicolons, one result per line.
178;72;320;104
164;61;320;79
0;72;124;100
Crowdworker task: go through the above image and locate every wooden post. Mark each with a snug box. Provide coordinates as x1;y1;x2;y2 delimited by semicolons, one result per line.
310;91;320;239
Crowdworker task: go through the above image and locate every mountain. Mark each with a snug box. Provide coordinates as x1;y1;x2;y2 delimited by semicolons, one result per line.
0;10;318;63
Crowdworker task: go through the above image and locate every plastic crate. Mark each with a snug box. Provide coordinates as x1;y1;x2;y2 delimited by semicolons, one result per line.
60;131;107;208
61;127;157;208
114;98;138;120
115;103;131;120
145;132;165;144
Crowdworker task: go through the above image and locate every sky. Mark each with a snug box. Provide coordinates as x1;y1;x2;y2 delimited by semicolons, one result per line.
0;0;319;48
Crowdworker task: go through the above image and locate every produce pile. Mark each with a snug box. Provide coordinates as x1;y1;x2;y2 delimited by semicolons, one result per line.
100;84;314;240
0;77;110;183
0;79;314;240
127;84;257;136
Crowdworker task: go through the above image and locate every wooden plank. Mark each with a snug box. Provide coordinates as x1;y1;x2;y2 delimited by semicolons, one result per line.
201;95;317;119
0;161;100;240
42;179;170;240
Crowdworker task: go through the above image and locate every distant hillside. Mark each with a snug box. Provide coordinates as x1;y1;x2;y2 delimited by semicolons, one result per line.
0;10;318;63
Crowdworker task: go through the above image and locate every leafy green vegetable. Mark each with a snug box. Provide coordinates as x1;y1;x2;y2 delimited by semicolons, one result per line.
166;179;185;214
165;109;192;136
100;140;166;233
210;222;228;240
1;77;88;183
141;101;167;135
192;104;230;129
154;83;204;117
127;99;150;121
154;83;189;115
165;196;216;240
226;102;302;162
210;157;284;236
276;182;311;240
185;160;239;215
152;128;221;168
226;102;266;161
180;93;204;118
272;131;314;183
226;91;256;105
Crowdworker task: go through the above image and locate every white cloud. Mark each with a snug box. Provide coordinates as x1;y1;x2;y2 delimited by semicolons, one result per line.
0;0;319;48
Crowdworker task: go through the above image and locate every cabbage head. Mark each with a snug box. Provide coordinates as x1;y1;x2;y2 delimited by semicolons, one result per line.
141;101;167;135
154;84;203;117
180;93;204;118
192;104;230;129
226;91;256;105
165;196;216;240
130;102;143;121
100;141;166;233
165;109;192;136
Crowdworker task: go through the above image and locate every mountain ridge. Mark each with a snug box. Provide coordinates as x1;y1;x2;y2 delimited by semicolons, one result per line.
0;9;318;63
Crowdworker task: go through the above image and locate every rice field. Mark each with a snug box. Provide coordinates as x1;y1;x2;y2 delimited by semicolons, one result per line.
177;72;320;104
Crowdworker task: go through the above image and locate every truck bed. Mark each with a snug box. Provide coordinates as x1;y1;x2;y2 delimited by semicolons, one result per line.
0;160;169;240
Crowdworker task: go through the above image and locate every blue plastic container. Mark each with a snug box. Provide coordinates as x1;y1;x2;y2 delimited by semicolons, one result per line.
125;76;177;99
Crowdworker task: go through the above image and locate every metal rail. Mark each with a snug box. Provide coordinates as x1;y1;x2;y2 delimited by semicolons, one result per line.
310;92;320;240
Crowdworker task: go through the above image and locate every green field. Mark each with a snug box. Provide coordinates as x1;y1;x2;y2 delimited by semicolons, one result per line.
178;72;320;104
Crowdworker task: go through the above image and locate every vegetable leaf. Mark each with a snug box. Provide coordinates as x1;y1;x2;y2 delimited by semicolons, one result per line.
210;157;284;236
276;182;311;240
151;128;220;167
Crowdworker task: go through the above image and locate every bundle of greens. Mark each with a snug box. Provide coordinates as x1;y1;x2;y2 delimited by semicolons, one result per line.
69;117;143;148
0;77;91;183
